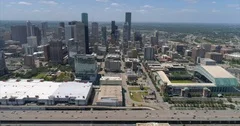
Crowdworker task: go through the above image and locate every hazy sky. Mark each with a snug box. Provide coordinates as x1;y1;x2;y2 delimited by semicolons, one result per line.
0;0;240;23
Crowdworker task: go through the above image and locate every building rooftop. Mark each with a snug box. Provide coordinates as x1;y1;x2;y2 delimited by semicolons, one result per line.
0;79;92;100
100;76;122;81
136;123;171;126
201;65;235;78
97;85;122;103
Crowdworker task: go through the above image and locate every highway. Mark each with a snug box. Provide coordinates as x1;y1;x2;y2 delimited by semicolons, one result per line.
0;110;240;124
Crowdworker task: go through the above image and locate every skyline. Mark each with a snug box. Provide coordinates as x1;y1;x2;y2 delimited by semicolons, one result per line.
0;0;240;23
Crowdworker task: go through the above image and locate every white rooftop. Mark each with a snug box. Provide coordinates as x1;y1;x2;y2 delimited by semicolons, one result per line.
100;76;122;81
0;79;92;100
201;65;235;78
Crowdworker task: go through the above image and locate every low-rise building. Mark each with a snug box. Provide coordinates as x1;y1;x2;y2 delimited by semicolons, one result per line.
100;76;122;85
205;52;223;63
105;59;121;72
0;80;92;105
96;85;122;106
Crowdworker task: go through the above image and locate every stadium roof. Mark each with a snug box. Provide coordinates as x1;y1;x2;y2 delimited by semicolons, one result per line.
0;79;92;100
201;65;235;78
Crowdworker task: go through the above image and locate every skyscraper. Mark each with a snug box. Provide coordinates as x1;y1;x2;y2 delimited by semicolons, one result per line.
27;36;38;49
41;22;48;45
125;12;131;41
91;22;99;44
111;21;116;35
59;22;65;28
26;21;33;37
65;25;73;41
74;22;86;54
82;13;90;54
0;51;7;76
11;25;27;44
101;26;107;46
33;25;41;45
123;22;129;48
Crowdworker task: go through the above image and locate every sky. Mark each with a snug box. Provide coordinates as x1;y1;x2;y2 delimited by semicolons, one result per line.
0;0;240;23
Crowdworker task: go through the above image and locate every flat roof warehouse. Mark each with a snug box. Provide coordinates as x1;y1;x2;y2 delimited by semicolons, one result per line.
0;79;92;105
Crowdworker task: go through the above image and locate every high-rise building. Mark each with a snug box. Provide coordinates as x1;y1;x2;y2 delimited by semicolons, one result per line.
155;30;159;44
49;40;63;64
74;54;97;81
92;22;99;40
101;26;107;46
191;46;206;64
65;25;73;41
32;26;41;45
82;13;90;54
0;51;7;76
134;31;142;48
111;21;116;35
11;25;27;44
125;12;131;41
59;22;65;28
123;22;129;45
27;36;38;49
26;21;33;37
41;22;48;45
74;22;86;54
144;46;155;60
151;36;158;46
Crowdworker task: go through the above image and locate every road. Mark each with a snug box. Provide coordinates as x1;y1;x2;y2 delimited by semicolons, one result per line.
0;110;240;122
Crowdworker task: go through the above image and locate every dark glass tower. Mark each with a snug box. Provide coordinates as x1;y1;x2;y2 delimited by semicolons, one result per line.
81;13;90;54
125;12;131;41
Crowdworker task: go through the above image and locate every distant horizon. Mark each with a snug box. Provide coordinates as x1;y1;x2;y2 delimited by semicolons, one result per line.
1;20;240;25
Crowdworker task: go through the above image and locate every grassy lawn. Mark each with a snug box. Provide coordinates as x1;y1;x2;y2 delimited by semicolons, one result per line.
128;87;149;91
129;92;148;102
33;73;46;79
171;80;193;83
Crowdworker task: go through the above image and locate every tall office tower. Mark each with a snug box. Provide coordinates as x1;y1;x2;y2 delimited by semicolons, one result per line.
151;36;158;46
57;27;65;40
65;25;73;41
191;46;206;64
26;21;33;37
82;13;90;54
59;22;65;28
41;22;48;38
101;26;107;46
0;51;7;76
123;22;129;48
111;21;116;35
125;12;131;41
144;46;155;60
11;25;27;44
49;40;63;64
27;36;38;49
74;22;86;54
154;30;159;44
134;31;143;48
33;26;41;45
92;22;99;44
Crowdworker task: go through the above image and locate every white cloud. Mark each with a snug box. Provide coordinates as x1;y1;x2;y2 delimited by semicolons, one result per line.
180;9;197;12
212;9;220;13
104;7;110;11
40;1;58;5
136;9;147;14
18;1;32;5
33;10;41;12
184;0;198;3
143;5;153;8
111;3;119;6
96;0;108;2
212;1;216;4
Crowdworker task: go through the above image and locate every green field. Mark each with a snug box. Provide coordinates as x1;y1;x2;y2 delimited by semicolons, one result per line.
171;80;193;83
33;73;46;79
129;92;148;102
128;87;149;91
